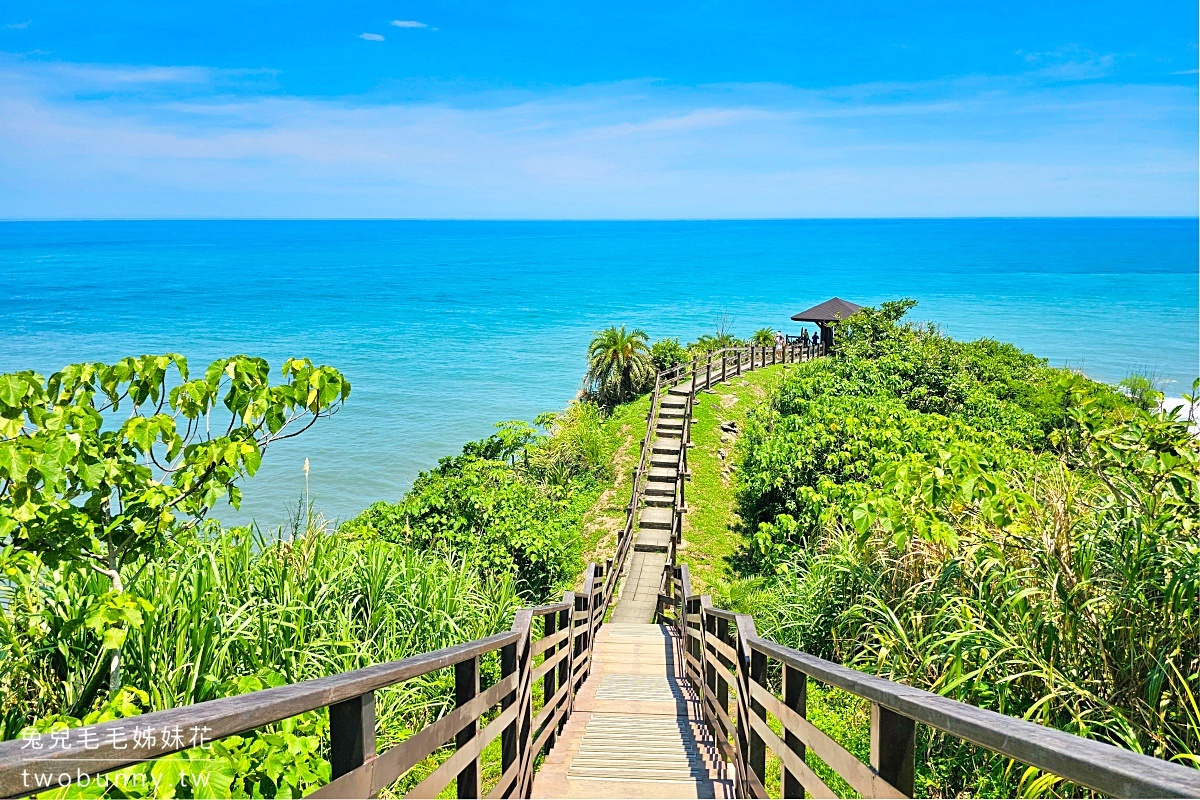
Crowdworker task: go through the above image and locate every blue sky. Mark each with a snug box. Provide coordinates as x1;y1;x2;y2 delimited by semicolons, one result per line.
0;1;1196;218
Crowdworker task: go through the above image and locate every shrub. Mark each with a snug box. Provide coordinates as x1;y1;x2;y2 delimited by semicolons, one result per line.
650;337;688;373
528;402;615;486
724;299;1200;792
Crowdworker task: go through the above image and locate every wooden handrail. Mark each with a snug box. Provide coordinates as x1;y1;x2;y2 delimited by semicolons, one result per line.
0;631;519;795
20;340;1160;800
0;563;608;799
662;589;1200;798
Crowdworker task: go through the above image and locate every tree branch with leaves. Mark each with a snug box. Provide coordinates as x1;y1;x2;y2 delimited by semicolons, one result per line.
0;354;350;710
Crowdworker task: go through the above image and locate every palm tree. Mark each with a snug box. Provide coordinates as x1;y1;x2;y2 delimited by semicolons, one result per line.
751;328;775;347
586;326;654;406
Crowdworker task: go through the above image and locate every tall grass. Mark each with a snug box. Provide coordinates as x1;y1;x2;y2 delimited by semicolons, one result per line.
2;517;521;744
717;302;1200;796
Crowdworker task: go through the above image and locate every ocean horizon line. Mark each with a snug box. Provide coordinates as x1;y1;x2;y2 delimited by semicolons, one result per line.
2;215;1197;224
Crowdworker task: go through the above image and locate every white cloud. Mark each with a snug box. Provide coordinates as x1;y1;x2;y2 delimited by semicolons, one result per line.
52;64;213;85
391;20;427;28
359;33;385;41
1017;46;1118;81
0;62;1194;219
5;20;30;29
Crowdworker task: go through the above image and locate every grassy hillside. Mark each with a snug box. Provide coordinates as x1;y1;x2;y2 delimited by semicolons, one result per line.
678;302;1200;797
680;365;787;591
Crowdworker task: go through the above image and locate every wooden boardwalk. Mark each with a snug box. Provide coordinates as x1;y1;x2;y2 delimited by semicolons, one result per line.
531;623;733;798
611;382;691;623
10;343;1200;800
534;375;724;797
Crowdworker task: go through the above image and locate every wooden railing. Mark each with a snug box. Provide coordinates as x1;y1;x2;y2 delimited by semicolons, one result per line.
19;341;1189;798
0;566;606;799
653;351;1200;799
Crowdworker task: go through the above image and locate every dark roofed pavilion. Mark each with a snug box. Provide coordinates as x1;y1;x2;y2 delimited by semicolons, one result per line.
790;297;862;324
790;297;863;353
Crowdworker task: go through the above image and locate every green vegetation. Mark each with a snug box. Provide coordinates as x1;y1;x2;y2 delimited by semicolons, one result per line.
0;351;621;797
585;325;654;407
751;328;776;347
679;365;785;591
650;337;688;373
0;354;350;714
684;301;1200;796
6;313;1193;797
599;321;767;401
575;393;654;564
7;520;520;796
342;402;616;599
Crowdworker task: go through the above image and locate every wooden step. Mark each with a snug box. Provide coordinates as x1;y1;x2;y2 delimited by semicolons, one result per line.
634;530;671;551
639;507;674;530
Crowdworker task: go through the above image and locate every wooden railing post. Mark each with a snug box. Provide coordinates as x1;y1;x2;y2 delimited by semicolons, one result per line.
454;656;482;799
573;588;589;689
704;612;718;698
871;703;916;797
734;627;750;795
519;626;534;796
686;597;699;686
591;564;604;647
329;691;376;784
499;639;520;795
715;618;730;718
749;647;768;790
558;601;572;730
691;356;698;393
748;647;768;786
782;664;807;798
540;612;559;753
705;353;712;389
721;351;728;382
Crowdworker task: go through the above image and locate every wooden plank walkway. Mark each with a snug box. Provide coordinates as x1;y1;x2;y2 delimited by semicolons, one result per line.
610;383;691;623
531;624;733;798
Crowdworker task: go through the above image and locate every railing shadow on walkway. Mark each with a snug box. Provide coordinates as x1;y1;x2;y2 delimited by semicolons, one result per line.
3;341;1199;798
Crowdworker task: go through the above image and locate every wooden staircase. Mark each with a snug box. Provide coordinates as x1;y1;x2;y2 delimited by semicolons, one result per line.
531;624;733;798
611;382;692;623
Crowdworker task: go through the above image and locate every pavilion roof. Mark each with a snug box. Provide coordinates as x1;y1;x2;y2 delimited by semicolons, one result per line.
790;297;863;323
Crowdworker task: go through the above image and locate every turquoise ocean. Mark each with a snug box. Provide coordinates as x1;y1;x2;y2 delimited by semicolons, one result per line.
1;219;1196;527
